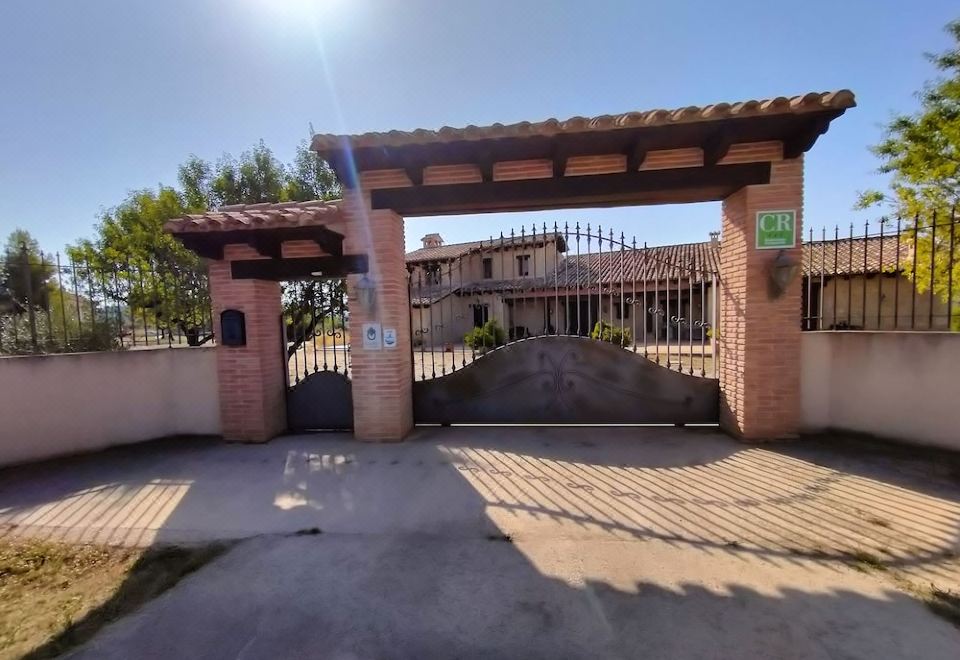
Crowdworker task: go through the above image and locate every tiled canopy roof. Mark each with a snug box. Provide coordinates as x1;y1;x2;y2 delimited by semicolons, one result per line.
312;91;855;151
164;200;342;234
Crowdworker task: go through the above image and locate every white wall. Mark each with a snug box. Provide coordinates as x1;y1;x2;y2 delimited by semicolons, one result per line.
801;332;960;450
0;347;221;466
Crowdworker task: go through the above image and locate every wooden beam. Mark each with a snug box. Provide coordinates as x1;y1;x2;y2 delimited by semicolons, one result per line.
552;146;569;178
328;153;358;189
783;114;838;159
245;234;282;259
405;167;423;186
625;142;648;172
172;225;345;260
701;131;734;167
370;163;772;216
311;226;344;256
176;235;223;260
230;255;369;281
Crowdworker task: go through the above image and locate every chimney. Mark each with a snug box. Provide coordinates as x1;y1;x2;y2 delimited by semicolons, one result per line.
422;233;443;249
709;231;720;249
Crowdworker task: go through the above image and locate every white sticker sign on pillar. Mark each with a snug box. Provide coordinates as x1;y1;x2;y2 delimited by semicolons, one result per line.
382;327;397;349
362;323;382;350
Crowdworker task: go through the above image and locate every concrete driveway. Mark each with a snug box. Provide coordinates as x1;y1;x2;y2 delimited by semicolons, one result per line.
2;427;959;658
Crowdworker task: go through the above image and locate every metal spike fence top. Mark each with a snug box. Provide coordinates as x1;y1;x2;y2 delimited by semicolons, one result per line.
0;249;214;355
408;223;719;383
802;210;959;332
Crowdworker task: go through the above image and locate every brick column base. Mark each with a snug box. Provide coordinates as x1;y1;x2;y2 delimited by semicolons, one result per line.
718;156;804;440
209;255;286;442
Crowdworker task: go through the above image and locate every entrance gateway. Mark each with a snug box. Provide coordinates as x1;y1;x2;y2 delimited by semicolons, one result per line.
164;90;855;442
409;224;719;424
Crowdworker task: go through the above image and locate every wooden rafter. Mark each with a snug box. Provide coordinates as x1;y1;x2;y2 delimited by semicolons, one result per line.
371;163;772;216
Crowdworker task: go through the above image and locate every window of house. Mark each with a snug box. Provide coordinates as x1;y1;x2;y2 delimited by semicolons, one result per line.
516;254;531;277
615;300;631;320
482;257;493;279
424;264;442;285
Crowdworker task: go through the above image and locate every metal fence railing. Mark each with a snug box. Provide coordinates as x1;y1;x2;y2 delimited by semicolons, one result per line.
802;210;958;332
1;249;213;355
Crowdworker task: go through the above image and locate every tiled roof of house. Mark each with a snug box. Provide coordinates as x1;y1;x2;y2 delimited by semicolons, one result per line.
801;235;902;276
405;233;566;264
435;235;906;301
164;200;342;234
405;240;484;264
313;91;855;151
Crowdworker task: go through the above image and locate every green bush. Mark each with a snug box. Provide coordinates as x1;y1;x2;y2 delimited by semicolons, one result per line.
590;320;632;346
464;319;506;350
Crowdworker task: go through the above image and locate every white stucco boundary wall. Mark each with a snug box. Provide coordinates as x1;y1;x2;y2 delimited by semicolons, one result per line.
0;347;221;467
801;332;960;451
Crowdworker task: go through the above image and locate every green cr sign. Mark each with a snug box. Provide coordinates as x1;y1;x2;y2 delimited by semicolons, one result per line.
756;210;797;249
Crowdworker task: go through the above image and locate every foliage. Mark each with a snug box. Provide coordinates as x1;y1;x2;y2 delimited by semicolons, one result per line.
71;139;342;350
856;19;960;325
464;319;506;350
282;279;348;356
1;229;54;310
284;140;341;202
66;187;210;344
0;308;120;354
591;320;632;346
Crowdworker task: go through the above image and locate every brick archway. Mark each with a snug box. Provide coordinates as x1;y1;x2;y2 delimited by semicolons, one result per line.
167;90;854;443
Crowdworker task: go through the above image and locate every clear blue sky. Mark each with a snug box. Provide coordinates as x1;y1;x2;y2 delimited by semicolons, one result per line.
1;0;957;255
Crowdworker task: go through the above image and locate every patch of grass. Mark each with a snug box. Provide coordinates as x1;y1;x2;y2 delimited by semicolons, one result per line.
0;538;229;660
843;549;888;573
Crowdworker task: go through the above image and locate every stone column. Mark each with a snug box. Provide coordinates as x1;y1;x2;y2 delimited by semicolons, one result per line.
718;155;804;440
208;248;286;442
341;191;414;441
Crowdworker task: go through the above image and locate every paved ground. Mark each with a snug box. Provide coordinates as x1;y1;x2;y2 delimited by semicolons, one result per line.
2;427;959;658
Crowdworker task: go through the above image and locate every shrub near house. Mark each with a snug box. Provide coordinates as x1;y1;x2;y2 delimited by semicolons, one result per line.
464;320;506;351
591;320;631;346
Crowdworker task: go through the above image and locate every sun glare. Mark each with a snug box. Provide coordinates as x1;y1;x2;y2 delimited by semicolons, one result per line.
253;0;343;21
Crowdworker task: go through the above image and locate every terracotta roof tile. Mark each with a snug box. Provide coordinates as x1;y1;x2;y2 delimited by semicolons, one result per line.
164;200;342;234
421;234;903;302
405;233;566;264
313;91;855;151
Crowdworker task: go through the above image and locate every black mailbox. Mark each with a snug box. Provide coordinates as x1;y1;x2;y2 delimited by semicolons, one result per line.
220;309;246;347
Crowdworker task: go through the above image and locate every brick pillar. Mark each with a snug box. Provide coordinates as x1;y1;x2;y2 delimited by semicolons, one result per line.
718;156;804;440
209;251;286;442
342;191;414;441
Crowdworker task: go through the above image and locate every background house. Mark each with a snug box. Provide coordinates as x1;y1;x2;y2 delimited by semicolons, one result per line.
407;229;950;346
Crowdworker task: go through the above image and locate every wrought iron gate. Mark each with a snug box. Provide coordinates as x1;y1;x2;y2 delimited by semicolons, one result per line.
283;278;353;431
408;223;719;424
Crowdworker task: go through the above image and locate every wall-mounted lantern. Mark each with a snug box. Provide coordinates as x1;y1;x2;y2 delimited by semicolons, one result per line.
768;249;800;299
356;274;377;313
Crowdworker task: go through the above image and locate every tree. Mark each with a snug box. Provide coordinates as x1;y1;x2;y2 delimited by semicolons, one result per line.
857;19;960;326
211;140;287;207
67;187;210;345
1;229;53;311
69;139;343;349
284;140;341;202
178;155;213;212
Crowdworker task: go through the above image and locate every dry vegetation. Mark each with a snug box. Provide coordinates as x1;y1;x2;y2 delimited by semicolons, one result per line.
0;539;228;659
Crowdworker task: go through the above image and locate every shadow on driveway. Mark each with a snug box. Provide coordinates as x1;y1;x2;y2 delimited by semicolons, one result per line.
0;426;958;658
